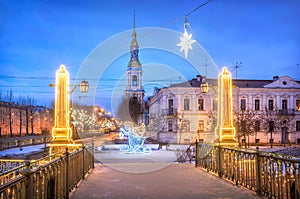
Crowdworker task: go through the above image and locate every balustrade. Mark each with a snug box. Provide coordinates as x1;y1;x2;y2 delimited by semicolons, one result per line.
0;143;94;199
195;143;300;199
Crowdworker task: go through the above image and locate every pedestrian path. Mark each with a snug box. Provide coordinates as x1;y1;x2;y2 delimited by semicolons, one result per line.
70;150;263;199
70;163;262;199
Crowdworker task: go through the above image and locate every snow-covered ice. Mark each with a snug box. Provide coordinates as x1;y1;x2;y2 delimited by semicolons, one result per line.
0;144;47;157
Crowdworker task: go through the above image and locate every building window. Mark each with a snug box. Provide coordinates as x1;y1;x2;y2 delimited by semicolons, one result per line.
198;99;204;110
269;121;275;132
213;98;218;111
282;99;287;110
168;99;173;114
184;99;190;110
168;120;173;132
255;121;260;132
241;99;246;110
296;100;300;111
296;121;300;131
268;99;274;111
198;120;204;132
132;75;137;86
255;99;260;111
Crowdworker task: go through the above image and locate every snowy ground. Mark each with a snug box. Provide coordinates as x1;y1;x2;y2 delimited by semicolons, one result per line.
249;145;300;157
0;144;47;158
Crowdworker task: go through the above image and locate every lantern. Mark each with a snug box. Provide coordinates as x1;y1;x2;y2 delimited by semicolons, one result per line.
80;80;89;93
200;82;209;93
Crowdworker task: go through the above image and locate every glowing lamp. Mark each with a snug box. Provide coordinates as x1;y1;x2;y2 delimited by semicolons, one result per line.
200;82;209;93
80;80;89;93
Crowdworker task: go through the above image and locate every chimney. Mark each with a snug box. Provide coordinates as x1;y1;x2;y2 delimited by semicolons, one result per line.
273;76;279;81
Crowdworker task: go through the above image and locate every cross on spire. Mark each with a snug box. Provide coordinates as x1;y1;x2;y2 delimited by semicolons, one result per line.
132;11;136;38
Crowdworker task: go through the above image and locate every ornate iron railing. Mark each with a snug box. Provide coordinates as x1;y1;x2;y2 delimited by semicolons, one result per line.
0;160;26;173
0;143;94;199
195;143;300;199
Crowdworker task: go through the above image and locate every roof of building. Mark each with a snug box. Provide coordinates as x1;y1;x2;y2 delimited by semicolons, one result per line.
168;75;300;89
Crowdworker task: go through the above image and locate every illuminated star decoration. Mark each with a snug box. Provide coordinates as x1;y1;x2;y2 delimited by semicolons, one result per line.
177;29;196;58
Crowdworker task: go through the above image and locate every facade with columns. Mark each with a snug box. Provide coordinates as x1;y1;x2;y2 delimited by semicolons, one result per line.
148;75;300;145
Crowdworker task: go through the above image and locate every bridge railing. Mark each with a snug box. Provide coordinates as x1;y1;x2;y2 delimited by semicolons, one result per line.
0;143;94;199
195;143;300;199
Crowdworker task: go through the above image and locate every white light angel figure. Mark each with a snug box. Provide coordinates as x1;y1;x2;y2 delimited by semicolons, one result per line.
119;122;151;153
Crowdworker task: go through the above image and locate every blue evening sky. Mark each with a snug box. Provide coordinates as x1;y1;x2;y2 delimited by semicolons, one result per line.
0;0;299;111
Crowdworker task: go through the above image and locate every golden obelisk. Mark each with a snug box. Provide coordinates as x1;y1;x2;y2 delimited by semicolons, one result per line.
214;67;238;146
50;65;81;154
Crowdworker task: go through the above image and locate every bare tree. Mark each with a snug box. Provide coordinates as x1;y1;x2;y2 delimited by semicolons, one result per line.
263;107;295;147
25;96;36;135
203;110;218;143
206;110;217;133
0;90;3;101
17;96;26;136
233;109;256;148
5;90;14;137
278;110;295;146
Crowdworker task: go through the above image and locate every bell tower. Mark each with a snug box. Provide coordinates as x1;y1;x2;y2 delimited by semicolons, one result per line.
124;13;145;105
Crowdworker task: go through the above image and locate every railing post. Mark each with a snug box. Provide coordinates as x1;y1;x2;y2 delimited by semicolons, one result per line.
217;145;223;177
195;140;199;167
20;160;33;199
255;147;262;196
65;148;69;199
82;145;85;180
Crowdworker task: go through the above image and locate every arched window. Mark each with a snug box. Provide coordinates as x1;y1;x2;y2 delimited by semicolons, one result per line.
132;75;137;86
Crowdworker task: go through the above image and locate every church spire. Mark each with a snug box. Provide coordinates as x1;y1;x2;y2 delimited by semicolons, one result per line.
125;12;145;120
128;12;141;68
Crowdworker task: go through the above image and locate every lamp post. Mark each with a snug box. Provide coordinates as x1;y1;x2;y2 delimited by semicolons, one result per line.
43;117;47;157
49;80;89;94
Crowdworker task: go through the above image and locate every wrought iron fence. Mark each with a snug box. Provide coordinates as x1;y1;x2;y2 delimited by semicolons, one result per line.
195;143;300;199
0;143;94;199
0;160;26;173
